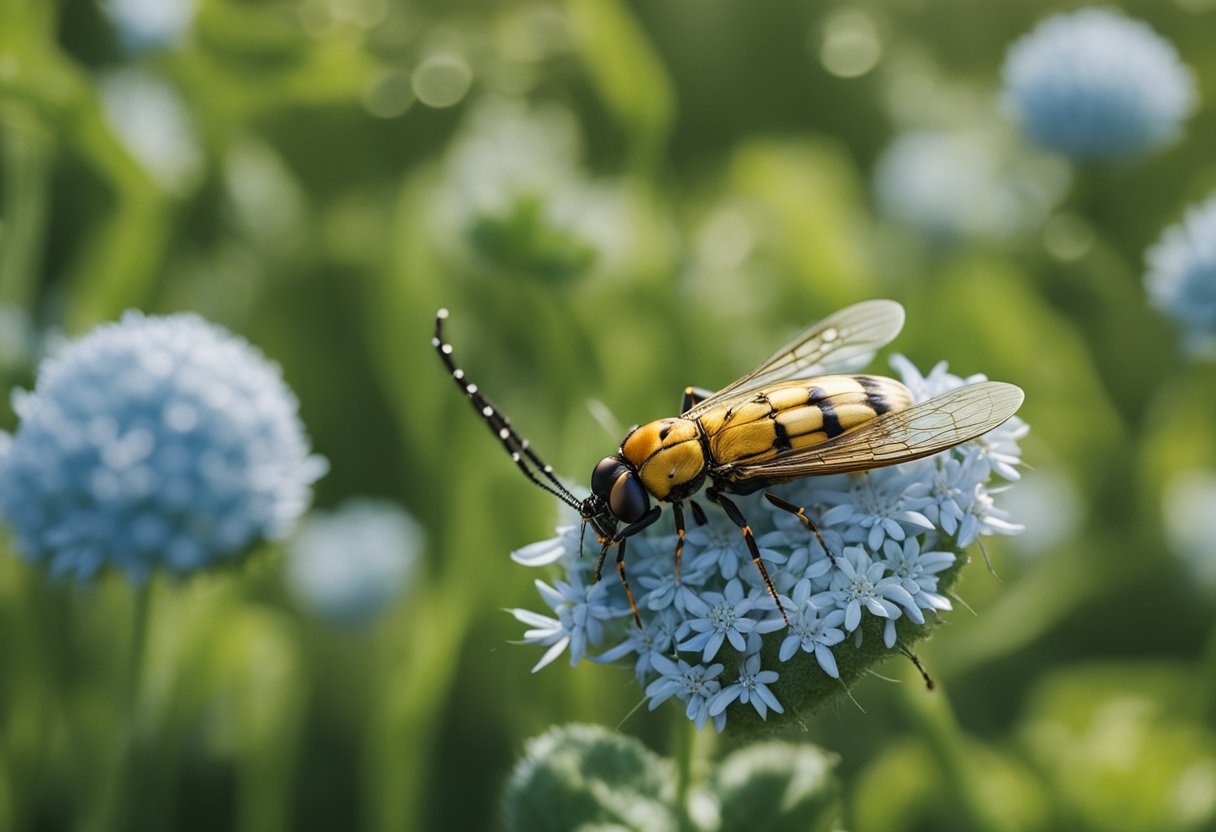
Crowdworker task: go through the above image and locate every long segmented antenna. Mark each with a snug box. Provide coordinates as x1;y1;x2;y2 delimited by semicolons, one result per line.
434;309;582;511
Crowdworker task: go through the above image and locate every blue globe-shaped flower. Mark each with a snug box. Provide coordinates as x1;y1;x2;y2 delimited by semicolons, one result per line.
284;498;422;625
0;312;326;581
1146;194;1216;355
1001;8;1196;161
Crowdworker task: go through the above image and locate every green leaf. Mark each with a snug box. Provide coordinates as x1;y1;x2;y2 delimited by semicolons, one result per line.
701;742;841;832
565;0;675;172
503;724;680;832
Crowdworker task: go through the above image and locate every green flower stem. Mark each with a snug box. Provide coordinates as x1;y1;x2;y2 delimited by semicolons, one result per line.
896;673;1003;832
96;582;153;832
365;577;476;832
672;716;716;829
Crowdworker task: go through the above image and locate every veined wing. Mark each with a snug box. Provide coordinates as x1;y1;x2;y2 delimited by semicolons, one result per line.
716;381;1024;481
682;300;906;420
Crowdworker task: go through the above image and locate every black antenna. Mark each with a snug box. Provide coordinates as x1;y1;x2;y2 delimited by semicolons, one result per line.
434;309;582;511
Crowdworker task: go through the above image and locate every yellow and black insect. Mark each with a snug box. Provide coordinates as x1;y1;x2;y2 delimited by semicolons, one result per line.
434;301;1023;626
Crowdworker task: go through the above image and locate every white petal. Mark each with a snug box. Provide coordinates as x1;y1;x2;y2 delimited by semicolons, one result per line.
531;635;570;672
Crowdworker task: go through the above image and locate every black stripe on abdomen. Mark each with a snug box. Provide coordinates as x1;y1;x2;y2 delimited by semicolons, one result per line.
772;418;793;452
818;401;843;437
857;376;893;415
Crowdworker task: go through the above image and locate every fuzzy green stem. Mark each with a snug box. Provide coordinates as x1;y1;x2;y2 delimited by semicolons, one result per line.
673;718;694;828
365;582;475;832
96;582;153;832
896;675;1003;832
672;717;716;831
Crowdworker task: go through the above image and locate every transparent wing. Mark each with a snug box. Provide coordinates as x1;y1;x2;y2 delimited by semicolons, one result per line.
718;381;1024;481
682;300;906;419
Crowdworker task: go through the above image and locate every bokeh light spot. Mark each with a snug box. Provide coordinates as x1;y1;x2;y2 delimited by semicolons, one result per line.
412;55;473;109
819;11;882;79
1043;213;1095;261
363;68;415;119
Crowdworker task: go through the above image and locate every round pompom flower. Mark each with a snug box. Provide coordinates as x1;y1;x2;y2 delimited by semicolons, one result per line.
1001;8;1196;161
873;129;1069;243
0;311;326;581
285;498;422;625
1146;194;1216;356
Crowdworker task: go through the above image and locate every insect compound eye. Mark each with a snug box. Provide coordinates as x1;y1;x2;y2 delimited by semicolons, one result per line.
609;472;650;523
591;457;625;498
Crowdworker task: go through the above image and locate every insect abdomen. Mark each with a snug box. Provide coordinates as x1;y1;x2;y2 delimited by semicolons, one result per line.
698;375;912;466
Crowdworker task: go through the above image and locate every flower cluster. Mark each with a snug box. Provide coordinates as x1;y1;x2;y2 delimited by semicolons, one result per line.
509;357;1027;731
1145;193;1216;357
284;497;422;625
873;128;1069;244
1001;8;1196;161
103;0;195;52
0;312;326;582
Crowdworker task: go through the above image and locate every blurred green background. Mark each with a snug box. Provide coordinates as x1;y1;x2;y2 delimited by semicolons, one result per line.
2;0;1216;830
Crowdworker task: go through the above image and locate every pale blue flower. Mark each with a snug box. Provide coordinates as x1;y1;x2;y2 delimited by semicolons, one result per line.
0;312;324;581
511;525;578;568
707;638;783;720
593;608;680;679
284;498;421;625
103;0;195;51
1146;194;1216;356
510;576;623;672
873;129;1069;241
1001;8;1196;160
685;515;750;580
773;580;847;677
823;547;923;633
818;472;934;551
956;488;1024;548
879;538;954;614
756;525;835;593
901;457;977;538
639;553;712;615
677;578;782;662
966;414;1029;482
645;656;725;732
889;354;982;401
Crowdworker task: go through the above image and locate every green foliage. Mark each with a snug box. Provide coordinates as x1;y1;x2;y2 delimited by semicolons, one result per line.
503;724;842;832
699;742;841;832
1;0;1215;829
1020;664;1216;832
468;193;599;282
503;724;680;832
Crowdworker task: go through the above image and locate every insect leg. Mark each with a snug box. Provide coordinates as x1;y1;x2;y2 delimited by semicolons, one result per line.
672;501;686;583
897;645;935;691
594;539;611;583
706;488;789;626
763;492;839;565
593;506;662;582
689;500;708;526
616;537;642;628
